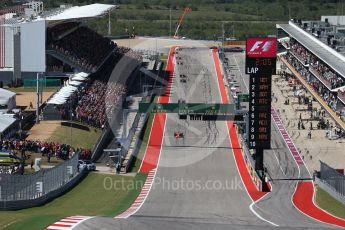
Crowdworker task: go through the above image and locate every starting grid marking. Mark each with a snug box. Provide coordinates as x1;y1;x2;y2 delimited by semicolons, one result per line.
45;216;93;230
115;169;157;218
271;108;304;165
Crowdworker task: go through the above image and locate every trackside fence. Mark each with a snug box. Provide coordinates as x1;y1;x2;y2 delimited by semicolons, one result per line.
318;161;345;204
0;154;85;210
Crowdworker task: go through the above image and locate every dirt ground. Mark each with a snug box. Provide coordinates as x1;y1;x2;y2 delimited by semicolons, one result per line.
16;91;55;111
26;121;61;141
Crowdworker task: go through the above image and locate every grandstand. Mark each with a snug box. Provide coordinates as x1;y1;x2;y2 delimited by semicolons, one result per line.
277;19;345;129
0;2;116;84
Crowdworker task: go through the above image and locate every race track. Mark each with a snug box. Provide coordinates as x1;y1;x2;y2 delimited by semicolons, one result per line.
74;48;338;230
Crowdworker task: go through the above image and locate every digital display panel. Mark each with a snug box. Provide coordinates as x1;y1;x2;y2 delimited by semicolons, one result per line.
245;57;276;75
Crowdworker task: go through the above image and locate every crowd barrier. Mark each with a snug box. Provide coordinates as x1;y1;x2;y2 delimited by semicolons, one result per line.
0;154;86;210
317;161;345;204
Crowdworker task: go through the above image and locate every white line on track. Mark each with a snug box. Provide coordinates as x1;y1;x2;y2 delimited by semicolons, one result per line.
272;149;286;176
250;200;280;227
232;53;249;93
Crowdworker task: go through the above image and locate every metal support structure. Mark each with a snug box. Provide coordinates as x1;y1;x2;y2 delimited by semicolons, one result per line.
122;111;127;139
104;148;122;165
255;148;264;172
13;28;21;84
122;109;138;139
221;22;225;61
36;73;40;124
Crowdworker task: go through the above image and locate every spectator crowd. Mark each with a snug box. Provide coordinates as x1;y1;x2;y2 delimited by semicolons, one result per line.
56;46;143;128
49;26;117;72
74;80;126;127
283;53;345;122
0;139;91;160
46;23;143;129
289;39;345;89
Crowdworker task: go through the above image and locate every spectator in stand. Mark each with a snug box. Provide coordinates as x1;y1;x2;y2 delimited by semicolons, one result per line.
74;80;126;128
49;26;117;72
289;38;345;89
56;46;142;129
283;53;343;122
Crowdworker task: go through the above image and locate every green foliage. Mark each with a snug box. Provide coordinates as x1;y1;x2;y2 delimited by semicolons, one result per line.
316;186;345;219
28;0;340;39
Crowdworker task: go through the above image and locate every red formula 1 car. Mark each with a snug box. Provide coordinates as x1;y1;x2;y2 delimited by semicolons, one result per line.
174;131;184;138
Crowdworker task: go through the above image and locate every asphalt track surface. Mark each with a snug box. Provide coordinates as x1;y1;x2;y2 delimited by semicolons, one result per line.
75;49;337;229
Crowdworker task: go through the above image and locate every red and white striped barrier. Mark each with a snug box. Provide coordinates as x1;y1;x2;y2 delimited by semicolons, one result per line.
45;216;93;230
116;169;156;218
271;108;304;165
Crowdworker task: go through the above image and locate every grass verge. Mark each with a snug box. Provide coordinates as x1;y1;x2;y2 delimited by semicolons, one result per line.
315;186;345;219
47;125;101;150
2;172;147;230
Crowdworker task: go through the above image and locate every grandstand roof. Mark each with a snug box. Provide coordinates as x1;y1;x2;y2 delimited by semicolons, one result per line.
47;85;78;105
0;88;16;100
0;114;16;133
0;88;16;106
44;4;116;21
278;22;345;79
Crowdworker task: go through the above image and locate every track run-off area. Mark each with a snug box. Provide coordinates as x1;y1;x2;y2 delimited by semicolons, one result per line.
47;47;345;230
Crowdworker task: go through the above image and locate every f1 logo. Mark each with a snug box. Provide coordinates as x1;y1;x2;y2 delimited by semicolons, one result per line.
250;41;273;52
246;38;277;58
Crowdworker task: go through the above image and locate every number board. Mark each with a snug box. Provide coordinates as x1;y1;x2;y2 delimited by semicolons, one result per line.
248;75;272;149
245;37;276;150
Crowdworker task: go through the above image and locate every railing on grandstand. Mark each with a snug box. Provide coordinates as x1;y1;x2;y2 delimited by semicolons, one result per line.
0;154;80;202
23;79;61;88
46;49;93;73
319;161;345;199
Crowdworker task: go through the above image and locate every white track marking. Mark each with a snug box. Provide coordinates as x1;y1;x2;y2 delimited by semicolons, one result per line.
232;53;249;92
272;149;286;176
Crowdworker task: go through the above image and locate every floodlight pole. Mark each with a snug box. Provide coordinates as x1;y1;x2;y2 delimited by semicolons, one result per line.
222;22;225;61
169;8;172;38
108;10;111;36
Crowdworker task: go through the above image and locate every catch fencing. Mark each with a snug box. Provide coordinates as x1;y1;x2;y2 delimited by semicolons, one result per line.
319;161;345;203
0;154;84;210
